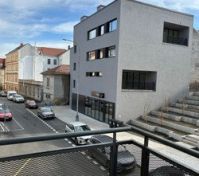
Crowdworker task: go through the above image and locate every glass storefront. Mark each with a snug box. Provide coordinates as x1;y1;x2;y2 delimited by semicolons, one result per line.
72;93;115;123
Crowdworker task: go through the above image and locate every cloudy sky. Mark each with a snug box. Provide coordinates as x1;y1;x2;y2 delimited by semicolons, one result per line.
0;0;199;57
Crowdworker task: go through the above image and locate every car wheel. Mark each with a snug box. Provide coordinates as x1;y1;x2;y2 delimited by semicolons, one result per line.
74;138;78;145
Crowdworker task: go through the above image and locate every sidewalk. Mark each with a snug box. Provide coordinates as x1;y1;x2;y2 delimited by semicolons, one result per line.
52;105;199;173
52;106;109;130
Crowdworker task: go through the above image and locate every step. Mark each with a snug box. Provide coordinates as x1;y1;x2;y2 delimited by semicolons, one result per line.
151;111;181;121
178;99;199;106
185;95;199;101
151;110;199;127
129;120;156;132
174;103;199;111
193;92;199;97
161;107;199;119
140;115;199;134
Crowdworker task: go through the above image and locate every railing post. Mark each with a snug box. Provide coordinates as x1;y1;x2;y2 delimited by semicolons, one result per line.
110;132;118;176
141;136;150;176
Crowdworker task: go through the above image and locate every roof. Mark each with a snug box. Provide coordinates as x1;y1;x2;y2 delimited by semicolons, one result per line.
75;0;193;27
38;47;66;57
6;43;24;56
42;65;70;75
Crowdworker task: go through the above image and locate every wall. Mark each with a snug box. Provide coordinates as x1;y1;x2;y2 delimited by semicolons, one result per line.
43;75;55;100
59;50;70;65
70;0;120;104
115;0;193;122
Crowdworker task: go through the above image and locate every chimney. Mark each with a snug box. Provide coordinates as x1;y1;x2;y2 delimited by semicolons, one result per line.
80;16;88;21
97;5;105;11
68;45;71;50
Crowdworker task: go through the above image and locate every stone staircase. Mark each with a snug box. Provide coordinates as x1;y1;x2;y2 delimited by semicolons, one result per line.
129;92;199;149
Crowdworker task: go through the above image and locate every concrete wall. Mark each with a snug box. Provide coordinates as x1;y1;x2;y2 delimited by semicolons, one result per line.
70;0;120;103
43;75;54;100
191;30;199;82
115;0;193;122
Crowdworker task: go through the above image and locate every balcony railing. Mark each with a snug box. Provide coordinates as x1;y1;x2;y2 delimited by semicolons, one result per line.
0;126;198;176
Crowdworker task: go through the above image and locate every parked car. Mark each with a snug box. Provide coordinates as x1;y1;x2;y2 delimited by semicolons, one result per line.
7;91;17;100
25;100;38;109
0;91;7;97
65;122;91;145
13;94;25;103
88;135;136;173
37;107;55;119
0;107;13;121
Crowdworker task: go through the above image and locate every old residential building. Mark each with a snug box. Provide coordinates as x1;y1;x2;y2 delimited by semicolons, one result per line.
0;58;5;90
18;44;67;101
5;44;24;91
70;0;193;123
42;65;70;104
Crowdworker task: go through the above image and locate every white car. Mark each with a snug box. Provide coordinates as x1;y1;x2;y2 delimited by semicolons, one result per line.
7;91;17;101
13;94;25;103
65;122;92;145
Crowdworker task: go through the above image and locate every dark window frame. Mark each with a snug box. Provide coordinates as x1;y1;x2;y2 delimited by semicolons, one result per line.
53;59;57;65
47;59;51;65
73;62;76;71
73;80;76;88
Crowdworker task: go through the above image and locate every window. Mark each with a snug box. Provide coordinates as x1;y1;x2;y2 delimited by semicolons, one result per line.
54;59;57;65
47;59;51;64
108;19;117;32
46;77;50;87
88;29;97;40
163;22;189;46
46;94;51;99
73;80;76;88
99;25;105;36
74;45;77;53
122;70;157;91
73;62;76;71
87;51;96;61
107;46;116;57
86;72;102;77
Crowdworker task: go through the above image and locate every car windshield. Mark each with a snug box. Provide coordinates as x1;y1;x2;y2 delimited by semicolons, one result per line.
9;93;16;96
41;107;52;112
75;125;90;132
15;95;22;98
0;108;10;113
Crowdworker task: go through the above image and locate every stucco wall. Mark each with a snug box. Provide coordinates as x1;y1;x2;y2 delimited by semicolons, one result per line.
115;0;193;122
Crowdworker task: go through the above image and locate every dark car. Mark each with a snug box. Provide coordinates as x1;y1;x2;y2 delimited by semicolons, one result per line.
0;107;13;121
89;135;136;173
25;100;38;109
37;107;55;119
0;91;7;97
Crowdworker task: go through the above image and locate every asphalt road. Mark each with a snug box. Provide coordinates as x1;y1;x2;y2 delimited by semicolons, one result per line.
0;97;109;176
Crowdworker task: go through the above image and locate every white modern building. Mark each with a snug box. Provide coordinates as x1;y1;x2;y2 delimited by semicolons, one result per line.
19;44;69;101
70;0;193;123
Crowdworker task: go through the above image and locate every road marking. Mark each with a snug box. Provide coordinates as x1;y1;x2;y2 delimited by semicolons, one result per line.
87;156;92;160
92;160;98;165
1;122;9;132
26;109;59;133
13;118;24;130
13;158;31;176
0;122;5;132
100;166;106;171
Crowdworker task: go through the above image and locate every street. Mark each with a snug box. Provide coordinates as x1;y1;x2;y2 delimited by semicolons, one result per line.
0;97;108;176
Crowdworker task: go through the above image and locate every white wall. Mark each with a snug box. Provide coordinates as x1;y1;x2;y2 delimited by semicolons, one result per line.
59;50;70;65
115;0;193;122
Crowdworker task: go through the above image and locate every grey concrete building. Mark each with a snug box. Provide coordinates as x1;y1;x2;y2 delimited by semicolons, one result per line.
191;29;199;83
70;0;193;123
42;65;70;104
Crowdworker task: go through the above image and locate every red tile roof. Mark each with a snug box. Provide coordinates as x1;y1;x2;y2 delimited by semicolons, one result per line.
42;65;70;75
38;47;66;57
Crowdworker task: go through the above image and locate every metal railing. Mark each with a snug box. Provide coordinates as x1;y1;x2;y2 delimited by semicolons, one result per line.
0;126;198;176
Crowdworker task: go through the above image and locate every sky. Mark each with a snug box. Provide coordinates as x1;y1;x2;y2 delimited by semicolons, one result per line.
0;0;199;57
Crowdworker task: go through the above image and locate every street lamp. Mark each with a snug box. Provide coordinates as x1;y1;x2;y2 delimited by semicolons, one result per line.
63;39;79;121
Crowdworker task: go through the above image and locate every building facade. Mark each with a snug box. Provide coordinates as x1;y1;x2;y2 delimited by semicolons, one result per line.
70;0;193;123
191;29;199;83
5;44;24;91
0;58;5;90
18;44;67;101
42;65;70;104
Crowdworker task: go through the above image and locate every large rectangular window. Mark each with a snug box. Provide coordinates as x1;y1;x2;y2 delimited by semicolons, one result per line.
122;70;157;91
107;46;116;57
87;51;96;61
163;22;189;46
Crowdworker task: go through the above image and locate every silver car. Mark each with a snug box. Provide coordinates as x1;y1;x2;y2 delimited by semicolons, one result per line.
65;122;91;145
13;94;25;103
